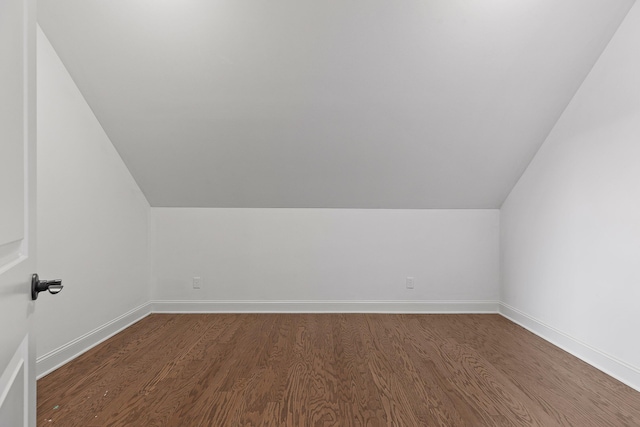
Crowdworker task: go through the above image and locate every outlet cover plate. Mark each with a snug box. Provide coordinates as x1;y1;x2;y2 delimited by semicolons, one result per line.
406;277;415;289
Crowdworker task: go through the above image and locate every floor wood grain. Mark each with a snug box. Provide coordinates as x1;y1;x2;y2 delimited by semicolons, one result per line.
37;314;640;426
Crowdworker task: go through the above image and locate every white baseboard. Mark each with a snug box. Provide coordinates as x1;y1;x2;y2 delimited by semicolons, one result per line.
151;299;499;314
36;302;152;379
499;302;640;392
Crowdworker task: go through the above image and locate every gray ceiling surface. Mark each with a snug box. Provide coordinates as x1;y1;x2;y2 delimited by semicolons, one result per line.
38;0;635;208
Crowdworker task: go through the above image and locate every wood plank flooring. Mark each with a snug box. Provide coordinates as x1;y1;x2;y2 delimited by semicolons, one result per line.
37;314;640;426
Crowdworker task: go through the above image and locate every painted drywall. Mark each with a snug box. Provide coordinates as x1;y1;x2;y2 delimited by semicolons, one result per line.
501;1;640;389
36;27;150;360
151;209;499;305
38;0;634;209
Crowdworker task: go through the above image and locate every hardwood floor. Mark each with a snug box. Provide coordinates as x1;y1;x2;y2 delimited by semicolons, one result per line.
37;314;640;426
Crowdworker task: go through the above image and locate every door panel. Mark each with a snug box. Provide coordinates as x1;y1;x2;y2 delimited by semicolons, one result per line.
0;338;27;426
0;0;37;425
0;0;25;249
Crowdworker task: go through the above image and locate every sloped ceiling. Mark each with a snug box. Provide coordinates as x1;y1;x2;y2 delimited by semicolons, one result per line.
38;0;635;208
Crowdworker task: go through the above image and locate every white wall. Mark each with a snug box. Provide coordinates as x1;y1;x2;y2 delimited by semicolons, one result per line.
151;208;499;309
36;27;150;368
33;0;640;390
501;2;640;390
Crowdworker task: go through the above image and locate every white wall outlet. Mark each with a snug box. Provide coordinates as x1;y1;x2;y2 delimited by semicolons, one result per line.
192;277;202;289
406;277;415;289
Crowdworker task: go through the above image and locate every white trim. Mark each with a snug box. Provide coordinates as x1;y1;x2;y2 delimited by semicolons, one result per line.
499;302;640;392
36;302;152;379
151;300;499;314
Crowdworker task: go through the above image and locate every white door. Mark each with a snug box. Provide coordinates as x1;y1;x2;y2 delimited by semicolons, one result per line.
0;0;37;425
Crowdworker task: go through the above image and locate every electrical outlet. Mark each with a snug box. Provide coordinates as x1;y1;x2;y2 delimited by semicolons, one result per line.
192;277;202;289
406;277;415;289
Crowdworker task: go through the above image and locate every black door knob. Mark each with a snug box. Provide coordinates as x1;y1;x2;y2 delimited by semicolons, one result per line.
31;274;63;300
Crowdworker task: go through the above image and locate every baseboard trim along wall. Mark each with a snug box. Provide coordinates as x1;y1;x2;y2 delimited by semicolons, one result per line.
36;302;152;379
150;300;499;314
499;303;640;392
